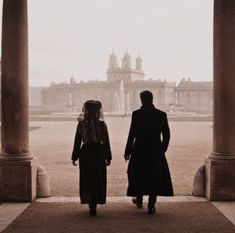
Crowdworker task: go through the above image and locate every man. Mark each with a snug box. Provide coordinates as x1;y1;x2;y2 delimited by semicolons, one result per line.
124;90;173;214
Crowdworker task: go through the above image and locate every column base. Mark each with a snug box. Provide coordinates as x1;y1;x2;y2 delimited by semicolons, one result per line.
0;157;37;202
206;157;235;201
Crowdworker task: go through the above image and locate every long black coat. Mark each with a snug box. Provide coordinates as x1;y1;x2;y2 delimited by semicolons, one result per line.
125;104;173;196
71;120;112;204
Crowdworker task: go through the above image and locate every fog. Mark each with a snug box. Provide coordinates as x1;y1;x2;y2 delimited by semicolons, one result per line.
0;0;213;87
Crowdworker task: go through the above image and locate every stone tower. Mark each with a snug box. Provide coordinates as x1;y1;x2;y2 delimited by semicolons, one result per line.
108;50;118;69
136;55;143;71
107;50;144;82
121;51;131;69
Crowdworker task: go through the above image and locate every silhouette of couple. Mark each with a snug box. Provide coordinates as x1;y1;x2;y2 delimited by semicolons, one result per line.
71;90;173;217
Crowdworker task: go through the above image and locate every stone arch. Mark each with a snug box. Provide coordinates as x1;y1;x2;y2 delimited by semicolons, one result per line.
1;0;235;201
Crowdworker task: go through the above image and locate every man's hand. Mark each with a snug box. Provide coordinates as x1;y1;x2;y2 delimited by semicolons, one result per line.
105;160;111;166
124;154;130;162
72;160;78;166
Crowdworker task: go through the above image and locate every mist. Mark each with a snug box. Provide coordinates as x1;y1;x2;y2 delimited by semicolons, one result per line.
0;0;213;87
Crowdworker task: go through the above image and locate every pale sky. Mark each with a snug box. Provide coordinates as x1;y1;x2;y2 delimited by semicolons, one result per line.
0;0;213;87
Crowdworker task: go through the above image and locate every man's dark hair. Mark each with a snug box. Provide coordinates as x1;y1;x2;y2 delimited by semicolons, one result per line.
140;90;153;105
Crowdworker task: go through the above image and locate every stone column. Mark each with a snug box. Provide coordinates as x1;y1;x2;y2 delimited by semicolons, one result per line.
206;0;235;200
0;0;37;202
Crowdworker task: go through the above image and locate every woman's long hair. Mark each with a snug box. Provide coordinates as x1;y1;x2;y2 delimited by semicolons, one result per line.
79;100;103;143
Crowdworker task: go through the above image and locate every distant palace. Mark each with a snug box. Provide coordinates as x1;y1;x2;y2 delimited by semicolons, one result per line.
41;51;213;114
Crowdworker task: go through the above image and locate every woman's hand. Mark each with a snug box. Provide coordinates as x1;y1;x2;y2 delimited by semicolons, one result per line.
124;154;130;162
72;160;78;166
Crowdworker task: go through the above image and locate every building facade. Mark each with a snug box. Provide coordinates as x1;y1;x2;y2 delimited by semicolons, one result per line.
41;52;212;114
175;79;213;113
41;51;175;113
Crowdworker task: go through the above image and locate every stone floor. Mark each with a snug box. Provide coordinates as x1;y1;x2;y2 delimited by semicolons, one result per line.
1;118;227;233
1;196;235;233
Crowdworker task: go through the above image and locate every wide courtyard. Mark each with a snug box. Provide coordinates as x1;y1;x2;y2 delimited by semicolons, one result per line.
26;116;213;197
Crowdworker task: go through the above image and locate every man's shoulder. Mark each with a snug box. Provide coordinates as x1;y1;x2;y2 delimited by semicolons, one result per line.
132;109;141;114
131;109;142;119
132;108;167;120
132;107;167;115
154;108;167;116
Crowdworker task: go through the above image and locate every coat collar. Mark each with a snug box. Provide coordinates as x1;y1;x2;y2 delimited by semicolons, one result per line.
141;103;155;110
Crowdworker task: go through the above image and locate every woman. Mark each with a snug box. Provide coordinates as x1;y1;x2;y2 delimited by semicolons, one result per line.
71;100;112;217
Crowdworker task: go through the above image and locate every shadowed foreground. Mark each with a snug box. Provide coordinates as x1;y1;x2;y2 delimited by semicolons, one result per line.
3;202;235;233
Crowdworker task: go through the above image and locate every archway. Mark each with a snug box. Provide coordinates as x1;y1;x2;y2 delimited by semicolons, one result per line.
1;0;235;201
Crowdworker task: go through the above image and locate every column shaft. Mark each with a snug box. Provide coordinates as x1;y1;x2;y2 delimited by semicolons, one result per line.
1;0;29;157
0;0;37;202
213;0;235;156
205;0;235;201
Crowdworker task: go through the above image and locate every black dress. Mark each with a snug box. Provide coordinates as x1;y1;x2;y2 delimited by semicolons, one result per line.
72;120;112;204
125;104;173;196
